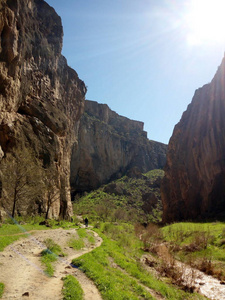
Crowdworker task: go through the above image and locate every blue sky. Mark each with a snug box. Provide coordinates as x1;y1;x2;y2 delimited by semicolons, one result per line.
45;0;225;144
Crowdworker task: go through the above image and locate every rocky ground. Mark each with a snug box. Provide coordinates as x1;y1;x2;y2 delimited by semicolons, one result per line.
0;228;102;300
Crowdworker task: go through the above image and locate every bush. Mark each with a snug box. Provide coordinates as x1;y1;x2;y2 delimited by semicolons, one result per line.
44;238;64;256
41;239;64;276
41;251;57;277
141;223;162;250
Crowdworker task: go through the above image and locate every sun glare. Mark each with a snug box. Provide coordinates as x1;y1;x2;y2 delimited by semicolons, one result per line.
186;0;225;46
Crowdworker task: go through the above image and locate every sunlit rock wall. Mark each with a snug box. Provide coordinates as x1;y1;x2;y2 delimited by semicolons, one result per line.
0;0;86;218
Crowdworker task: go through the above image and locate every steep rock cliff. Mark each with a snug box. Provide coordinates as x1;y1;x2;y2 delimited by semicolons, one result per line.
0;0;86;218
162;55;225;223
70;100;167;196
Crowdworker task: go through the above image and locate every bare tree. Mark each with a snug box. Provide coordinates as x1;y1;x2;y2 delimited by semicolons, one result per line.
43;166;60;219
1;148;43;218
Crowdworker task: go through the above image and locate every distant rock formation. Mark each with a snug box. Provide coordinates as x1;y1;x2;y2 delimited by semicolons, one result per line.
0;0;86;218
70;100;167;196
162;55;225;222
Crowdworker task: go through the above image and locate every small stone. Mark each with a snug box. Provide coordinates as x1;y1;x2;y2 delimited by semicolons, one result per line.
22;292;29;297
65;265;72;269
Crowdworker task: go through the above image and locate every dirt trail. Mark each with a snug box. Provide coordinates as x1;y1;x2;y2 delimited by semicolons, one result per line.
0;228;103;300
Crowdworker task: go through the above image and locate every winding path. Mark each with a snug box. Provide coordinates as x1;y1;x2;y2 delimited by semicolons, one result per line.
0;228;103;300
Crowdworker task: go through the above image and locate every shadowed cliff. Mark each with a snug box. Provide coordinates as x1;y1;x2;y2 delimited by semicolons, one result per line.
162;55;225;223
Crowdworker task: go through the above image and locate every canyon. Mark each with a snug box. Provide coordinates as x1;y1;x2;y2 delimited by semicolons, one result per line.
0;0;166;219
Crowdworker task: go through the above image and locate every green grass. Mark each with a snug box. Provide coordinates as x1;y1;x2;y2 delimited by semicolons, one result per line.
72;224;206;300
77;228;88;238
62;275;84;300
0;283;4;298
0;220;78;252
73;169;164;223
41;239;65;276
68;237;85;250
68;229;96;250
162;222;225;280
0;223;51;252
41;250;57;277
0;235;26;251
87;233;95;244
0;223;47;235
43;238;65;256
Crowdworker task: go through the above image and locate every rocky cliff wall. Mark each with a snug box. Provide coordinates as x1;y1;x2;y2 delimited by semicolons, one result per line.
0;0;86;218
161;55;225;222
70;100;167;196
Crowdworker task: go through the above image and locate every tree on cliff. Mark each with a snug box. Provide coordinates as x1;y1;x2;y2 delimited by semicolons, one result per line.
1;148;43;218
43;166;60;219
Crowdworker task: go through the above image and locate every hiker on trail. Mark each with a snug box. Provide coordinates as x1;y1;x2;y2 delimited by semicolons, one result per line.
84;217;88;228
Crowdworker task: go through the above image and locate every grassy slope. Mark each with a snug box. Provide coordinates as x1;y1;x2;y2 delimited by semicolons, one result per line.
73;223;206;300
0;219;211;299
74;169;164;223
162;222;225;280
0;223;49;251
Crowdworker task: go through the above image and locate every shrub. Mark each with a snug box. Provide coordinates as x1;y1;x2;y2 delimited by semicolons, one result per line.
41;250;57;277
141;223;162;250
41;239;64;276
44;238;63;254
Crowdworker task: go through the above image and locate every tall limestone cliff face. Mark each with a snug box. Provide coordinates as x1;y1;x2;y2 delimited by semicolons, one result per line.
70;100;167;196
0;0;86;218
162;56;225;223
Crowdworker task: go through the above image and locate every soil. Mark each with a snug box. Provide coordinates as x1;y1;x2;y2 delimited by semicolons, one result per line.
0;228;103;300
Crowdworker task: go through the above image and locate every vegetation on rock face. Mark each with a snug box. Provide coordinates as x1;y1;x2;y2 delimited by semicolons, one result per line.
73;169;164;224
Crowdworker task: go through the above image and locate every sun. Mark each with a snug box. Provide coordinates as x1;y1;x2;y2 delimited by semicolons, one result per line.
185;0;225;46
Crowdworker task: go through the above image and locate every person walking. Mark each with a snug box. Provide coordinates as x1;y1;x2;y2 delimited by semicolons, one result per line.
84;217;88;228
